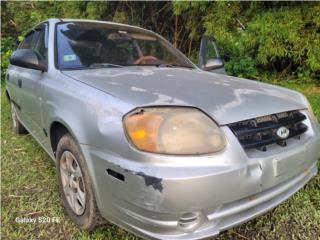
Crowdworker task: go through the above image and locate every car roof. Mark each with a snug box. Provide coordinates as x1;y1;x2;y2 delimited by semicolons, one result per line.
46;18;153;34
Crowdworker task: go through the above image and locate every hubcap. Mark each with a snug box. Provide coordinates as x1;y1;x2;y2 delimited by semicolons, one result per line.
60;151;86;215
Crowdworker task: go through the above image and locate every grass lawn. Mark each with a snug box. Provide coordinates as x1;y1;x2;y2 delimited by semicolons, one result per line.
1;80;319;240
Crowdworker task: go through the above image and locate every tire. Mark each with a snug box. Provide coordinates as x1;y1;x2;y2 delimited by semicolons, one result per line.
56;133;104;231
10;101;28;134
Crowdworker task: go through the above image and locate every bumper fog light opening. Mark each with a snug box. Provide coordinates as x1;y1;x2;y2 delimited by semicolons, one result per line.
178;212;204;233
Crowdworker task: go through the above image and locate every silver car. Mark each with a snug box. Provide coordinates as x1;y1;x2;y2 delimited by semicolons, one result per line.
5;19;320;240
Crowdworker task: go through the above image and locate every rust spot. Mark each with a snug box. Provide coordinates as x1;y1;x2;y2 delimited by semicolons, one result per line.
248;195;257;201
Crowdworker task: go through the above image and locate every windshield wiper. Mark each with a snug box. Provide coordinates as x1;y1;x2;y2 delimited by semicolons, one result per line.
125;63;194;69
89;63;123;69
158;64;194;69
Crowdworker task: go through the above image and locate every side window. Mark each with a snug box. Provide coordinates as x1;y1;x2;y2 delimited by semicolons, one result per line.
18;24;48;61
33;26;47;60
205;42;219;62
19;32;35;49
198;36;223;69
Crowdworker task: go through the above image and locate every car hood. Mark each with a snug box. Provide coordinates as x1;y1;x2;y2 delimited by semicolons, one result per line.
62;67;306;125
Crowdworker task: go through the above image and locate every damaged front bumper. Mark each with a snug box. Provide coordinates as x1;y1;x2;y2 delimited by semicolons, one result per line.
81;118;320;240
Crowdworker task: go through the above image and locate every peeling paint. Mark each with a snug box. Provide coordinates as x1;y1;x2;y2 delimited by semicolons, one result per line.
130;87;146;92
121;168;164;192
136;172;164;192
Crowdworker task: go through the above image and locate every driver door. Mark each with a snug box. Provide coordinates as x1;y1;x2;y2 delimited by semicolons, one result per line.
16;24;48;139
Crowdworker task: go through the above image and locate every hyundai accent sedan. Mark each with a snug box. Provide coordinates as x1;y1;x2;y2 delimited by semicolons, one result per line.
6;19;320;240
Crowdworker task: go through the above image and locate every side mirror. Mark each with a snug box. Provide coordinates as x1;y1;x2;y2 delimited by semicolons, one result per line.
198;35;225;72
203;58;224;71
10;49;47;71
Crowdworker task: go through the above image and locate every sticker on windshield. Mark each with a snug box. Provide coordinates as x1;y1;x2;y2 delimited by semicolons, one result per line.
63;54;77;62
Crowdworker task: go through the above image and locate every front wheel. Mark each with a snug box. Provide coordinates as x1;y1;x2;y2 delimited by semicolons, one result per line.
56;133;104;231
10;101;28;134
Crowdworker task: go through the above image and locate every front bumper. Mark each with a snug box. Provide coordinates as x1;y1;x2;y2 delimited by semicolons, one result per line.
123;163;317;240
81;114;320;240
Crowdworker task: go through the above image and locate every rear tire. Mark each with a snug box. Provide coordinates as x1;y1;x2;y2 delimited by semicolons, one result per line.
56;133;104;231
10;101;28;134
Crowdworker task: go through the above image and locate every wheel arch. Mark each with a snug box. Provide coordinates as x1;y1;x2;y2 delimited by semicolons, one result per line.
49;120;78;157
5;89;11;102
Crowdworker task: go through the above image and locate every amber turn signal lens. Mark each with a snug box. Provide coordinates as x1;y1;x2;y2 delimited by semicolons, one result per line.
124;111;164;152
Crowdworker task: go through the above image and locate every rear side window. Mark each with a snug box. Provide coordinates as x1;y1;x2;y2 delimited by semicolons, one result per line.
18;24;48;60
33;28;47;60
19;32;35;49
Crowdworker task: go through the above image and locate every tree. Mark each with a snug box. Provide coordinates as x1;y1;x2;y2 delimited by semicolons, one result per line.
1;1;319;83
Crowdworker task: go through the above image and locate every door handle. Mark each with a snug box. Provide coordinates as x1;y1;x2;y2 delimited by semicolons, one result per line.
18;79;22;88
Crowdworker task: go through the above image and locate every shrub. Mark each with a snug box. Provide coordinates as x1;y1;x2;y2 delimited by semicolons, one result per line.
1;37;16;81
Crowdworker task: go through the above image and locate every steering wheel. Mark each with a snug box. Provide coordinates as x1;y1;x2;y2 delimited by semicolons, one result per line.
134;55;158;65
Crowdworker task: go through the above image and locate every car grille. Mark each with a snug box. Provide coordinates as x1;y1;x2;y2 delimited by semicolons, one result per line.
228;110;308;151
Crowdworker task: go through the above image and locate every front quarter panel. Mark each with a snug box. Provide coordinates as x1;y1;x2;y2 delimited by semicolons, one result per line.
41;71;139;210
42;71;134;155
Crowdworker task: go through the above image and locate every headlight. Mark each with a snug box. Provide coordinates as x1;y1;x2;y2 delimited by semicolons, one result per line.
123;107;226;155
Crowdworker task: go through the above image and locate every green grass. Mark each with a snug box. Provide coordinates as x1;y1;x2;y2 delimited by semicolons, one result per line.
1;81;319;240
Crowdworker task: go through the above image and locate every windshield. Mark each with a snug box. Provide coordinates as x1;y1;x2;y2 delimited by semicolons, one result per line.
56;22;194;70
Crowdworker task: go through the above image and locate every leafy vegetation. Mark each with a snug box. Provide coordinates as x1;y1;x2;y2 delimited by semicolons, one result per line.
1;37;16;80
1;2;320;82
174;2;320;81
